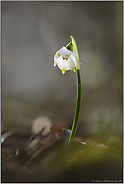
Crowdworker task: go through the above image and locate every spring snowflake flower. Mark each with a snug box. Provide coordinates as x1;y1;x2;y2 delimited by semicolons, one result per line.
54;46;79;74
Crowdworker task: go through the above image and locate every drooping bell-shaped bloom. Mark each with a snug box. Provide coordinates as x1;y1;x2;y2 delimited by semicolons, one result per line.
54;46;80;74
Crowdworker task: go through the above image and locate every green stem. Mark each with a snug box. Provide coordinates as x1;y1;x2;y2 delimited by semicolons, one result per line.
68;36;81;142
66;42;72;51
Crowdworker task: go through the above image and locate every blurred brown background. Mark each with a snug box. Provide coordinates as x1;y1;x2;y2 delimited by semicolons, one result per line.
2;1;122;137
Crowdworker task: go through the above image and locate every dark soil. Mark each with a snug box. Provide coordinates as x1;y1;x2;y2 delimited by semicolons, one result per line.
1;129;123;183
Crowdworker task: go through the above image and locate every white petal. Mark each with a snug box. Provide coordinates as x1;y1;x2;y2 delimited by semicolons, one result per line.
57;47;72;58
68;56;75;69
61;47;71;56
71;53;78;65
57;57;69;70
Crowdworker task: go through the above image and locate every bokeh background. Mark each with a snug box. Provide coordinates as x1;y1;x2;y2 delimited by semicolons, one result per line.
2;1;122;138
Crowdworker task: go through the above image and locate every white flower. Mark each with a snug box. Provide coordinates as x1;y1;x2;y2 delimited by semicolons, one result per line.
54;46;80;74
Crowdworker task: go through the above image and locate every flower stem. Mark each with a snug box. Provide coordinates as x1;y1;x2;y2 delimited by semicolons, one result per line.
66;42;72;51
68;36;81;142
